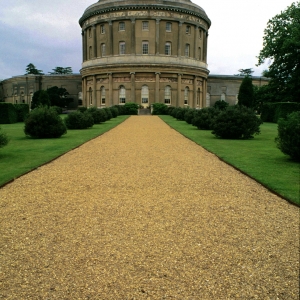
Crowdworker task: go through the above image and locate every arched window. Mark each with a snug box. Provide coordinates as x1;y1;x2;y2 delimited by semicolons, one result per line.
101;43;106;56
101;86;106;105
164;86;171;104
119;86;126;104
165;42;171;55
141;85;149;104
89;87;93;105
184;87;189;105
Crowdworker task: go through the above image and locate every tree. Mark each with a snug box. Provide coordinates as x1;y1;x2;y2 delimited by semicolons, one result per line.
25;63;44;75
49;67;73;75
47;86;73;108
31;90;50;109
234;68;254;77
0;127;9;148
237;76;254;108
257;2;300;102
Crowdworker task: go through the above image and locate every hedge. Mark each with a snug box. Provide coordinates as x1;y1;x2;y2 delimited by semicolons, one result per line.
261;102;300;123
0;103;18;124
14;104;30;122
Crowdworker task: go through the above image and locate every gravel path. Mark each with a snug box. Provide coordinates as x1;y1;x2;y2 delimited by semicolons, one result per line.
0;116;299;299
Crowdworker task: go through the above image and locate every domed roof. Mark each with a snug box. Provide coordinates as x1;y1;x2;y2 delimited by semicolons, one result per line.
79;0;211;27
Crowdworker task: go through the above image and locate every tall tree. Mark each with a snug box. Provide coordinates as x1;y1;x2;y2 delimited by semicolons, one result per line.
234;68;254;77
31;90;50;109
257;2;300;102
47;86;73;108
25;63;44;75
49;67;73;75
238;76;254;108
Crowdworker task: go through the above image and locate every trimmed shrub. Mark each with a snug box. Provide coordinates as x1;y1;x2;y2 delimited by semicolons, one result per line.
51;106;63;115
0;127;9;148
103;107;113;120
0;103;18;124
213;100;229;110
110;107;119;118
192;107;220;130
64;111;94;129
14;104;30;122
24;106;67;138
87;107;107;123
184;109;197;124
113;105;127;115
152;103;168;115
212;106;262;139
261;102;300;123
167;106;176;116
275;111;300;161
172;107;187;121
77;106;88;113
124;102;139;115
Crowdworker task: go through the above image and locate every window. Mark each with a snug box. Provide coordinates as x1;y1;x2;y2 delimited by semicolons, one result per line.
184;87;189;105
185;44;190;57
100;24;105;34
141;85;149;103
89;87;93;105
186;25;191;34
142;41;149;54
101;86;106;104
142;21;149;31
101;43;106;56
89;28;92;37
119;22;125;31
166;22;172;32
119;41;125;55
119;86;126;103
199;29;202;39
198;47;201;60
165;42;171;55
89;46;93;59
164;86;171;104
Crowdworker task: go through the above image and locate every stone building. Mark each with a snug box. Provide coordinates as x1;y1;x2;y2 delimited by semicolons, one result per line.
79;0;211;108
0;0;269;108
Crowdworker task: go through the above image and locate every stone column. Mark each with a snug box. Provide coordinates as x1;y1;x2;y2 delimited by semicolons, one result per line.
204;31;208;62
130;72;135;103
108;73;113;106
93;25;97;58
202;78;207;108
93;75;97;107
177;21;183;57
177;73;182;106
82;30;87;61
156;19;160;54
82;77;87;106
193;76;197;108
109;21;113;55
194;26;199;59
131;19;136;54
155;72;160;103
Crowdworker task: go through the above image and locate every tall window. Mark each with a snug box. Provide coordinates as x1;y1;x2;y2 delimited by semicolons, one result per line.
199;29;202;39
100;24;105;34
141;85;149;104
198;47;201;60
119;22;125;31
166;22;172;32
185;44;190;57
101;86;106;104
184;87;189;105
89;46;93;59
164;86;171;104
119;86;126;103
89;28;92;37
101;43;106;56
119;42;125;55
89;87;93;105
142;41;149;54
186;25;191;34
142;21;149;31
165;42;171;55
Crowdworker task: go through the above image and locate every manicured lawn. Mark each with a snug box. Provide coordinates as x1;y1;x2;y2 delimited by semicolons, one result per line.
160;115;300;206
0;115;129;187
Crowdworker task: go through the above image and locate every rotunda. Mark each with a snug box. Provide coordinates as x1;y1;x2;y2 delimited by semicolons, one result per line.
79;0;211;108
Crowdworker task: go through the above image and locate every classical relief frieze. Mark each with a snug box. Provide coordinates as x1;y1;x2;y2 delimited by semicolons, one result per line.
160;78;178;83
136;77;155;82
182;79;193;84
113;77;130;83
97;78;108;84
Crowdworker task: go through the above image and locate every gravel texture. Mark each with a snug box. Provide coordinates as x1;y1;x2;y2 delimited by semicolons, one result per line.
0;116;299;299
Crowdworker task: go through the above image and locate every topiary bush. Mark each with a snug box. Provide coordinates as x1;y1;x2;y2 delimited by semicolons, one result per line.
152;103;168;115
212;105;262;139
110;107;119;118
0;103;18;124
174;107;187;121
87;107;107;123
64;111;94;129
167;106;176;116
103;107;113;120
77;106;88;113
184;108;197;124
24;106;67;138
0;127;9;148
192;107;220;130
213;100;229;111
51;106;63;115
14;104;29;122
124;102;139;115
113;105;127;115
275;111;300;161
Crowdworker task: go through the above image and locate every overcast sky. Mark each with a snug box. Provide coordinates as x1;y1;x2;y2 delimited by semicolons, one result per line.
0;0;293;80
